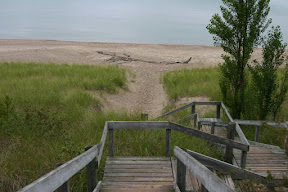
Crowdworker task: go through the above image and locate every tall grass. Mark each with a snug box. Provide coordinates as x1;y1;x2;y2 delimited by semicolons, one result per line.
0;62;129;191
0;62;221;191
161;67;221;100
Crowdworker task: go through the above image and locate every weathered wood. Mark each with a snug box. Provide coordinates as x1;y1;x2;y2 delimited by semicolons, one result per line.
106;160;171;165
158;102;195;119
107;157;170;161
170;122;249;151
104;168;172;173
103;177;173;182
255;126;261;142
194;101;222;105
182;148;267;184
176;158;186;192
241;151;247;169
18;144;100;192
216;104;221;119
109;129;114;157
192;104;195;114
234;119;288;128
235;123;250;146
286;135;288;156
105;164;171;169
98;122;108;165
221;102;234;122
166;129;171;157
108;121;169;129
225;123;236;164
85;146;98;192
174;147;234;192
97;50;192;65
211;122;215;135
92;181;102;192
194;114;197;127
56;163;70;192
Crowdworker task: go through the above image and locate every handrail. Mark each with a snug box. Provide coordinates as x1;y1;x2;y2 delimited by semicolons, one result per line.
169;122;249;152
174;146;235;192
19;122;109;192
235;119;288;128
18;143;101;192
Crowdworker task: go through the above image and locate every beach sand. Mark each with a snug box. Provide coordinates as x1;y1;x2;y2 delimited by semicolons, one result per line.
0;39;263;117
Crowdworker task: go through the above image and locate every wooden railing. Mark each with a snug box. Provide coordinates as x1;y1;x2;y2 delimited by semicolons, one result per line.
107;121;249;167
157;101;250;168
234;119;288;142
174;146;235;192
18;122;108;192
174;147;280;192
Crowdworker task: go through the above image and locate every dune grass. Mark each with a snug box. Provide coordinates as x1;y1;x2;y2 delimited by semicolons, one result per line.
161;67;288;149
161;67;221;100
0;62;222;191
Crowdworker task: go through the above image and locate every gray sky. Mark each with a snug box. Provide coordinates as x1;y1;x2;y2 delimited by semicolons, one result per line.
0;0;287;45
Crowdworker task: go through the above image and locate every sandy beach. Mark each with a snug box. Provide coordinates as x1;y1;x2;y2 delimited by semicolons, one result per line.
0;39;264;117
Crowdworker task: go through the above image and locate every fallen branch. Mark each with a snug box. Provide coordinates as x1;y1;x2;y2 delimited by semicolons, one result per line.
97;51;191;65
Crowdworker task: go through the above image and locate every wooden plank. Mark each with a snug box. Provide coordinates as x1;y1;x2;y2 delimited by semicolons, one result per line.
103;177;174;182
235;123;250;146
98;122;108;166
92;181;102;192
183;148;267;184
105;164;171;169
85;146;98;192
18;144;101;192
158;102;195;119
216;104;221;119
221;102;234;122
255;126;260;142
104;169;172;173
234;119;288;128
106;160;171;165
102;182;172;186
170;122;249;151
176;158;186;192
106;157;170;161
101;188;174;192
104;172;173;177
109;129;114;157
108;121;169;129
194;101;221;105
166;129;171;157
174;147;234;192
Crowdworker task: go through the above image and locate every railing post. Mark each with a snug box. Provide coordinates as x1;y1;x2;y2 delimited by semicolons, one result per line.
198;121;201;130
285;134;288;156
211;122;215;135
241;151;247;168
85;146;98;192
191;104;195;114
56;163;70;192
224;123;235;164
109;128;114;157
255;126;260;142
193;114;197;127
216;104;221;119
166;129;171;157
177;158;186;192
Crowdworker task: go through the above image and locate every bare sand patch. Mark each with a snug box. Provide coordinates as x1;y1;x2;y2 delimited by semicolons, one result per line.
0;39;264;118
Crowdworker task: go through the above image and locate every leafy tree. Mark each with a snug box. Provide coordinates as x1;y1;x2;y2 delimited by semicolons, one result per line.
207;0;271;118
249;26;287;120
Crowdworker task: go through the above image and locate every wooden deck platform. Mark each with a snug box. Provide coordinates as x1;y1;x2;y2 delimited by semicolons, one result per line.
101;157;175;192
201;123;288;179
234;145;288;179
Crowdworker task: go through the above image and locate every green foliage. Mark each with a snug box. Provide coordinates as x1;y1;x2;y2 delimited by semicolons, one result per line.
161;68;220;100
207;0;271;118
249;26;288;120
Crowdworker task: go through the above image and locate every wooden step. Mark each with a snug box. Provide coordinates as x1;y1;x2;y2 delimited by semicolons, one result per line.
101;157;174;192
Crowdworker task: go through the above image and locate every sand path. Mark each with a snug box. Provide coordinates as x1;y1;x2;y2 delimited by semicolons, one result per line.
0;39;264;118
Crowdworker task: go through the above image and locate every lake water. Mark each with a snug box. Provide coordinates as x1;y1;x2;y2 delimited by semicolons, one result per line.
1;0;287;46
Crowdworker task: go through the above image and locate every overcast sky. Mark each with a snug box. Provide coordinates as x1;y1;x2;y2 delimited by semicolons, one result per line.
0;0;287;45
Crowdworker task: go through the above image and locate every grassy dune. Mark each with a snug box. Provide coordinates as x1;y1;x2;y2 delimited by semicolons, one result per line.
0;62;221;191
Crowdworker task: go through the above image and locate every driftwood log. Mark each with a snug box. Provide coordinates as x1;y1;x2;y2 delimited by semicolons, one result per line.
97;51;191;65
